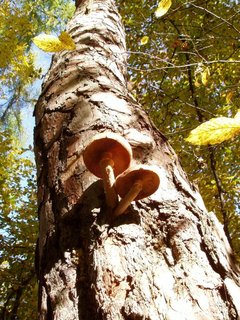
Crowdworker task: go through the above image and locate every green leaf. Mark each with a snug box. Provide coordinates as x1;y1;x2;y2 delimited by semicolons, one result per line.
155;0;172;18
186;110;240;145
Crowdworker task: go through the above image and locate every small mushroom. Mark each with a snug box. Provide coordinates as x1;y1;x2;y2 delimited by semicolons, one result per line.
114;165;160;216
83;132;132;208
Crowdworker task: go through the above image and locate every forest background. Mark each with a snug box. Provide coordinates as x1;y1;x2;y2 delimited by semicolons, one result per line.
0;0;239;319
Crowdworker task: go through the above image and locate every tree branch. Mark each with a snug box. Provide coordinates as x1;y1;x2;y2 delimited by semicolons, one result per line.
182;38;232;246
208;146;232;245
190;3;240;35
126;59;240;73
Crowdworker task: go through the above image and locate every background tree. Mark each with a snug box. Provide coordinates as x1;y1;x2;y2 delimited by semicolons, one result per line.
0;130;37;319
34;0;240;319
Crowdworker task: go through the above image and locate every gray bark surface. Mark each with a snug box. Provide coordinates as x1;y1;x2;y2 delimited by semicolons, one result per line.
34;0;240;319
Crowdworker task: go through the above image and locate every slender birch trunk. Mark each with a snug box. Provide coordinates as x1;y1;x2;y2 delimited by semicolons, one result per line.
34;0;240;319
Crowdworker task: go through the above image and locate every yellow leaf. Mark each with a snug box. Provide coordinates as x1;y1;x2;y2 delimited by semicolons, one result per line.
32;32;76;53
0;260;10;270
140;36;149;45
226;91;234;104
155;0;172;18
185;110;240;145
234;109;240;119
194;78;201;88
201;67;210;86
33;34;63;52
58;31;76;50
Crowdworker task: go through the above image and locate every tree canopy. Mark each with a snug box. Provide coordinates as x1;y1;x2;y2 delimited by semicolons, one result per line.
0;130;37;319
118;0;240;254
0;1;74;318
0;0;74;123
0;0;239;318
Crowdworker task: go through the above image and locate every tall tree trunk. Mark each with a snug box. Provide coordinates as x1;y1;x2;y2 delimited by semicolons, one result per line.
34;0;240;319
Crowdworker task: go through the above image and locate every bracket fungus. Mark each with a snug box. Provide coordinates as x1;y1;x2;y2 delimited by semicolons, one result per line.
83;132;132;208
114;165;160;216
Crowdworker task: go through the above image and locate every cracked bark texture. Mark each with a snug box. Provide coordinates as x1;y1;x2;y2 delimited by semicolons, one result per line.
34;0;240;319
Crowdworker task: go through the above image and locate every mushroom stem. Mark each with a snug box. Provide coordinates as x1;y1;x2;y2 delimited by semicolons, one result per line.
114;180;143;217
99;155;118;208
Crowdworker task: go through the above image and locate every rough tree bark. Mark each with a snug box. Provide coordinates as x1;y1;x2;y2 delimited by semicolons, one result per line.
34;0;240;319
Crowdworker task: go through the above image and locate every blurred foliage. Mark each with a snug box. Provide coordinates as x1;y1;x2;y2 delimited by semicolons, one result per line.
0;1;75;319
117;0;240;256
0;129;37;319
0;0;75;124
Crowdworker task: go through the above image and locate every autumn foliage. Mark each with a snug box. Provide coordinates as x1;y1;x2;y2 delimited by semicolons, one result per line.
0;0;239;318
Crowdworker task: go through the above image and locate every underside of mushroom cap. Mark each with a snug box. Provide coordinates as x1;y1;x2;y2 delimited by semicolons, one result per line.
115;165;160;200
83;132;132;178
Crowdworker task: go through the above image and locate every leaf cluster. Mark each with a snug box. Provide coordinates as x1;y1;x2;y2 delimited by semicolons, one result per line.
0;129;38;319
117;0;240;257
0;2;75;318
0;0;75;123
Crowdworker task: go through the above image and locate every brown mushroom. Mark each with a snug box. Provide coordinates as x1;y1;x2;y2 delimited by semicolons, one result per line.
114;165;160;216
83;132;132;208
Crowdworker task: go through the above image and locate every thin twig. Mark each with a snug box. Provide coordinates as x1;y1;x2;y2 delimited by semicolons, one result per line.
191;3;240;35
127;59;240;73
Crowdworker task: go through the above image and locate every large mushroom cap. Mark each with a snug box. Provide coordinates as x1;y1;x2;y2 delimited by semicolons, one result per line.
115;165;160;200
83;132;132;178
